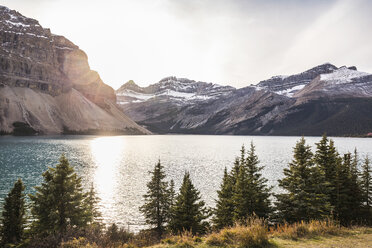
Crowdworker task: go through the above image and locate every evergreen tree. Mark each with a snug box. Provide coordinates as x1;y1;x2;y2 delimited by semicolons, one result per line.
213;167;235;229
232;143;272;222
244;143;272;219
334;153;355;225
276;137;330;223
29;154;90;236
361;156;372;207
314;135;341;214
230;157;241;187
0;178;26;246
361;156;372;223
233;162;250;222
169;172;209;235
139;160;170;238
85;183;102;226
168;179;176;211
350;149;363;214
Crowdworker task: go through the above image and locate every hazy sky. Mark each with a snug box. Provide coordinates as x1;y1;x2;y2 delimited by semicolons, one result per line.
2;0;372;89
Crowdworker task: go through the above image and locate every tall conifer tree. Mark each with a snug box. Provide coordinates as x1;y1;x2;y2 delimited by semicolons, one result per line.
213;167;235;229
85;183;102;226
350;149;363;214
232;143;272;222
361;156;372;223
314;135;341;213
0;179;26;246
168;179;176;211
233;162;251;222
29;154;90;236
244;143;272;219
169;172;209;234
140;160;170;238
276;137;330;223
334;153;355;225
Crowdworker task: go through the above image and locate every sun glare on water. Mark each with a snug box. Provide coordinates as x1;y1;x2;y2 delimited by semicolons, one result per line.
90;136;125;222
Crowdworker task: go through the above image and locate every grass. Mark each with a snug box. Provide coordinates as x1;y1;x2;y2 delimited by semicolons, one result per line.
205;218;270;248
59;219;372;248
271;227;372;248
269;219;342;240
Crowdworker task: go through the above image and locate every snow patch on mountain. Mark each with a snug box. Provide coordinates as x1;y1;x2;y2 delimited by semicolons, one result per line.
275;84;307;97
117;89;213;103
320;67;369;83
116;77;234;105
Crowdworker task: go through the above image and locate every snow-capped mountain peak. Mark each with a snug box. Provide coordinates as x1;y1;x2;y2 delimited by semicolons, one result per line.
320;66;369;83
116;77;235;105
295;66;372;98
256;63;338;97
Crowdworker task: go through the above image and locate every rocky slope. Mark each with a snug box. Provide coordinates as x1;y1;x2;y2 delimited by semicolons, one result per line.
0;6;149;135
117;64;372;136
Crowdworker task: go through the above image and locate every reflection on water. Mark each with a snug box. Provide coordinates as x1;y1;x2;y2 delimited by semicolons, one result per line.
90;137;125;224
0;135;372;232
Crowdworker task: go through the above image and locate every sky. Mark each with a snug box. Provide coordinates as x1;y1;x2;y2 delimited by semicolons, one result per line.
2;0;372;89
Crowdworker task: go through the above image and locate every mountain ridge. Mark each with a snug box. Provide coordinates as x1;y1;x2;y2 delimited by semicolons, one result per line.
116;64;372;136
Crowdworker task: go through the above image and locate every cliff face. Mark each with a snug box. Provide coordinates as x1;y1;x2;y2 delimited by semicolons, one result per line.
0;6;149;134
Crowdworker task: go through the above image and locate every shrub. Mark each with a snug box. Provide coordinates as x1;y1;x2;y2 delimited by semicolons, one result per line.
60;237;98;248
205;217;270;247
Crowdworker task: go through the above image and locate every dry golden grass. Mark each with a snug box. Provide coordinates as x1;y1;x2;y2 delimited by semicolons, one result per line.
160;230;201;248
60;237;99;248
59;219;372;248
271;227;372;248
205;217;270;248
269;219;342;240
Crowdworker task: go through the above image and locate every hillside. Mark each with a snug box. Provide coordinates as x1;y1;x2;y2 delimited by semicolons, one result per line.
0;6;149;135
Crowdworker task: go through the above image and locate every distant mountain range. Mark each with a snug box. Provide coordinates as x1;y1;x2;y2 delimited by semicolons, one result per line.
116;64;372;136
2;5;371;136
0;6;149;135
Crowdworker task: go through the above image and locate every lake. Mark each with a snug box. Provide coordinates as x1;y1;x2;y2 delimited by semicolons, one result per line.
0;135;371;232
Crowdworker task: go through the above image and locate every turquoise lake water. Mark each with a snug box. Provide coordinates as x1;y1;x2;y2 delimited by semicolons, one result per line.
0;135;371;231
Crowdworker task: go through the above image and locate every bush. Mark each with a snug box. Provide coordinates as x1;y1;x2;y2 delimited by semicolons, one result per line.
205;217;270;248
159;230;202;248
60;237;98;248
106;224;133;243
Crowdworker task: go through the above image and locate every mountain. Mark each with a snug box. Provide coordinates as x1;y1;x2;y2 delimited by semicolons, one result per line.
117;77;235;104
116;77;235;132
116;64;372;136
256;63;338;96
0;6;149;135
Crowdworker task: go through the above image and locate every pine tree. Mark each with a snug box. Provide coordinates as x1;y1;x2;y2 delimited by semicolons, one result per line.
213;167;235;229
169;172;209;235
233;162;250;222
139;160;170;238
361;156;372;223
244;143;272;219
232;143;272;222
314;135;341;214
230;157;240;187
85;183;102;226
334;153;355;225
168;179;176;211
350;149;363;215
0;178;26;246
276;137;330;223
29;154;90;236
